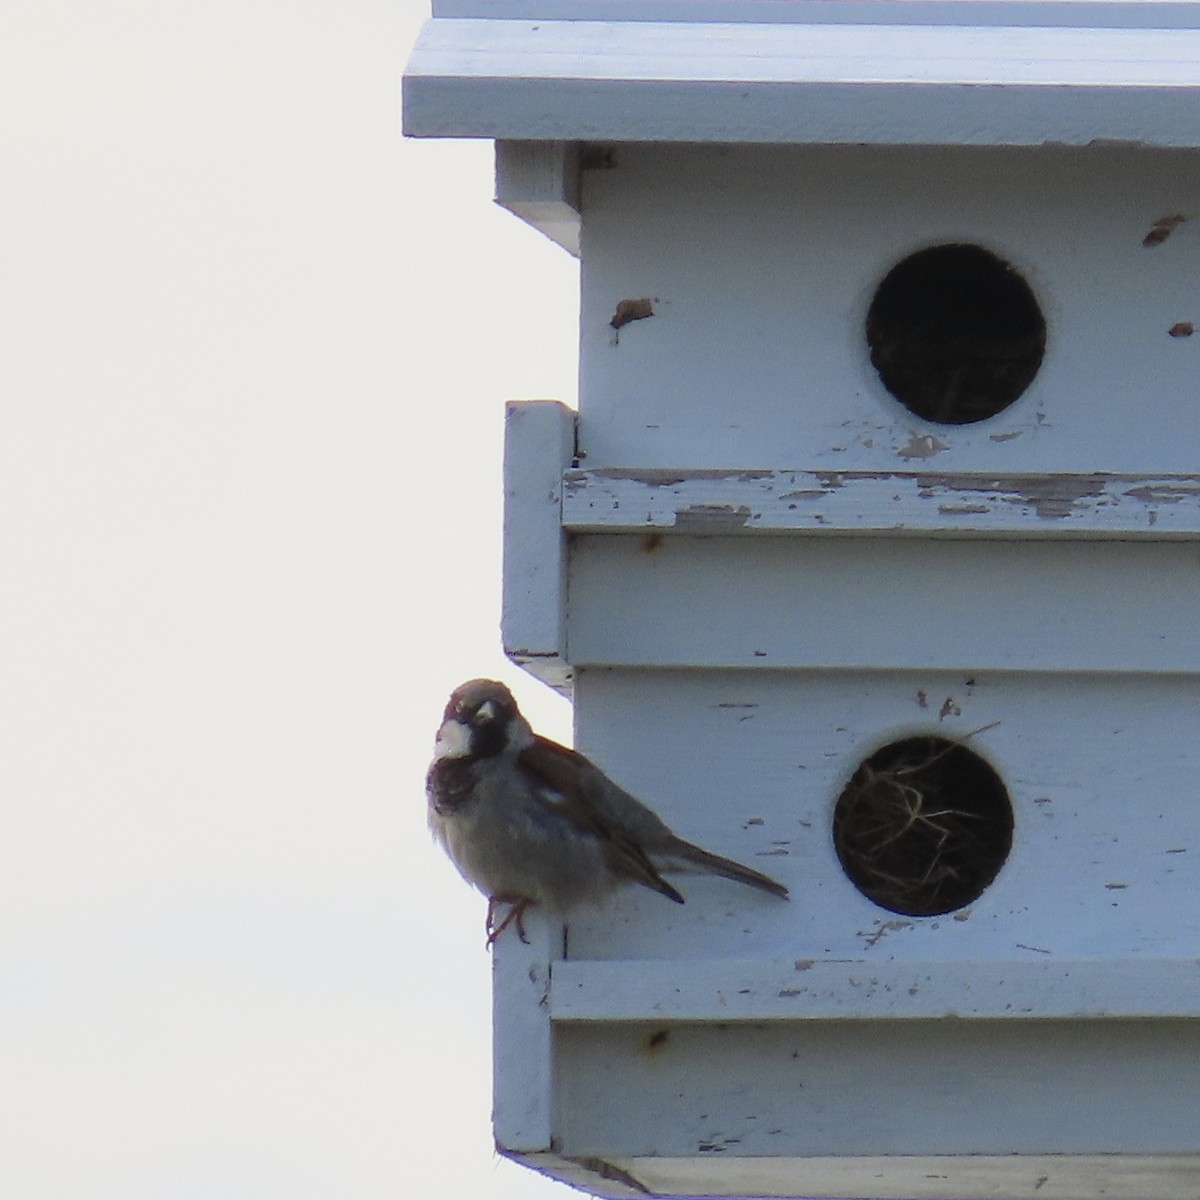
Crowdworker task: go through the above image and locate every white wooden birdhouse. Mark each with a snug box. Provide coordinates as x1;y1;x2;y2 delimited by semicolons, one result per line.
405;4;1200;1197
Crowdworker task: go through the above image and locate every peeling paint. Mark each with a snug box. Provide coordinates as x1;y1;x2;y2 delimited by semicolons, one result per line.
610;297;654;330
1143;212;1188;246
897;433;950;459
591;468;774;487
917;472;1109;519
861;919;913;947
673;504;753;531
1124;483;1200;504
563;467;1200;534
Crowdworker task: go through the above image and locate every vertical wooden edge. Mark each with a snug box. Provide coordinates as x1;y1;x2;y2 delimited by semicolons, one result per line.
492;911;558;1152
503;400;576;697
494;141;582;257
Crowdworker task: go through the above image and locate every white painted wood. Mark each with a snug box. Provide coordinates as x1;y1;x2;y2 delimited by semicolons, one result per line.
563;468;1200;538
491;910;558;1152
604;1154;1200;1200
434;0;1200;28
403;18;1200;145
552;1019;1200;1155
562;669;1200;963
549;958;1200;1021
577;143;1200;473
494;141;580;257
501;400;574;694
431;16;1200;1186
568;536;1200;672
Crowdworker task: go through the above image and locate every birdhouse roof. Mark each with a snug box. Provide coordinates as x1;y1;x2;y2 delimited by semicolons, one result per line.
403;0;1200;146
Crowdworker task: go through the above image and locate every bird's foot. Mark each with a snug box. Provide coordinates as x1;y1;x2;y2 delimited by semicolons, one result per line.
485;896;531;947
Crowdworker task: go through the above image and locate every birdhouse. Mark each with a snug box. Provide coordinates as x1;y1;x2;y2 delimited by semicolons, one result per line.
405;4;1200;1197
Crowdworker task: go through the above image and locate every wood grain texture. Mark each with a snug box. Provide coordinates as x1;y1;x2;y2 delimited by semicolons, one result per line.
564;468;1200;537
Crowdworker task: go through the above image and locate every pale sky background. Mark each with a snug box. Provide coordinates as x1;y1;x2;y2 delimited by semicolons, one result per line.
4;2;580;1196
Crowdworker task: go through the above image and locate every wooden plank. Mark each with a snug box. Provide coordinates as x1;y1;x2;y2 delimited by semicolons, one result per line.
403;19;1200;145
434;0;1200;29
492;912;558;1152
552;1019;1200;1156
608;1153;1200;1200
567;536;1200;672
494;141;580;257
549;957;1200;1021
501;400;575;694
574;144;1200;475
561;670;1200;962
514;1148;1200;1200
562;469;1200;538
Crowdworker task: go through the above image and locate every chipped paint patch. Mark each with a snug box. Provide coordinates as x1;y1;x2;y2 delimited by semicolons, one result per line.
610;297;654;330
897;433;950;459
562;467;1200;535
861;919;913;948
1124;482;1200;504
1143;213;1188;246
673;504;752;531
918;472;1108;519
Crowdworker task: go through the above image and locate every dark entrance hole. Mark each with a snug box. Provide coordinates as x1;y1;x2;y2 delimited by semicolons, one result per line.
833;735;1013;917
865;244;1046;425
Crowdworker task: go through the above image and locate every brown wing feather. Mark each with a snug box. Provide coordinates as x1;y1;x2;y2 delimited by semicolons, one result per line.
517;737;685;904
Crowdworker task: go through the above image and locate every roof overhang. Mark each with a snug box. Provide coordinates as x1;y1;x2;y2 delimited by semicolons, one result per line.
403;2;1200;147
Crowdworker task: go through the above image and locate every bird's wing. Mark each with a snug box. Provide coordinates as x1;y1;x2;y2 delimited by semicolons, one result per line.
517;737;685;904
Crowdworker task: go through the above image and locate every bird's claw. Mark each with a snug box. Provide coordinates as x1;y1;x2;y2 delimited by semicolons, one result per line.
485;896;531;947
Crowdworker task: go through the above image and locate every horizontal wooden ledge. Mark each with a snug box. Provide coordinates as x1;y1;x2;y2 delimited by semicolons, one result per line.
404;18;1200;145
548;957;1200;1021
434;1;1200;28
562;468;1200;538
554;1153;1200;1200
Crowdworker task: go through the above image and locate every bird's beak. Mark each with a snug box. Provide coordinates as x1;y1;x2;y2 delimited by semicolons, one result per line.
477;701;496;722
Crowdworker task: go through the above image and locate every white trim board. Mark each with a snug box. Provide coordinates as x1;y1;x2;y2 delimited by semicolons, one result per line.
562;468;1200;538
433;1;1200;28
404;18;1200;145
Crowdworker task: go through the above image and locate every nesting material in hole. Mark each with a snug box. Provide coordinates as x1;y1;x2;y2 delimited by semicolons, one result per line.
866;243;1046;425
833;734;1013;917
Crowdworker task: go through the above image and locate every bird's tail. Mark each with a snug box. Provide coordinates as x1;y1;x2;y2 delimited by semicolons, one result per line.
660;839;789;899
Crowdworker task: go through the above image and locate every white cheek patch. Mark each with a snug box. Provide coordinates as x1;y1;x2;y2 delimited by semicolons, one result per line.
433;719;472;760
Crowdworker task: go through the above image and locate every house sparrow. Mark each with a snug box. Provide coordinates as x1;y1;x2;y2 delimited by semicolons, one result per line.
427;678;789;945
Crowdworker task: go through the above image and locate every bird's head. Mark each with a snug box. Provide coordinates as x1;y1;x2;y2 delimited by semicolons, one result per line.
434;678;533;761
